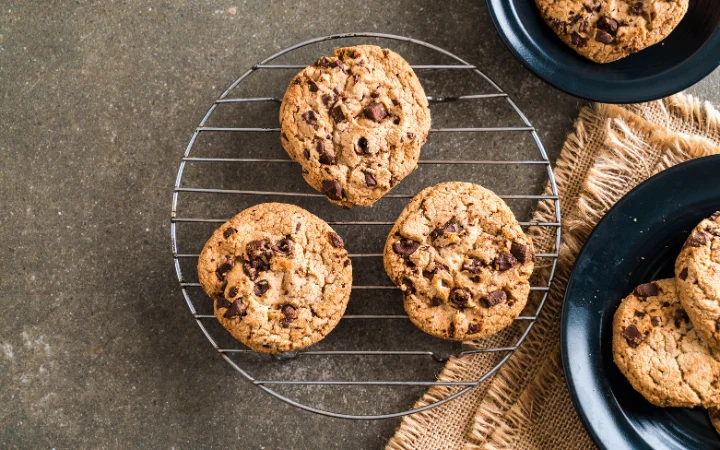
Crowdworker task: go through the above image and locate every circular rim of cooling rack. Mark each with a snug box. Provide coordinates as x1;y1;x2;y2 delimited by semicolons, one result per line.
170;32;562;420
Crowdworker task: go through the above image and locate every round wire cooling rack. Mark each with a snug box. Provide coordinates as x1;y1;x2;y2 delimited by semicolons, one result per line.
171;33;561;420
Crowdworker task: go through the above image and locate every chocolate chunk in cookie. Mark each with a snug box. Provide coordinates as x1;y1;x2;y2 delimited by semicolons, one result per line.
364;102;388;122
622;324;643;347
483;290;507;307
356;137;370;155
495;253;517;272
328;232;344;248
449;289;471;308
301;111;317;126
317;141;335;165
510;242;533;264
393;238;420;256
254;280;269;297
280;304;297;328
224;299;247;319
686;231;710;247
216;297;232;309
322;180;344;201
633;283;658;298
272;238;294;257
597;16;619;34
215;258;234;280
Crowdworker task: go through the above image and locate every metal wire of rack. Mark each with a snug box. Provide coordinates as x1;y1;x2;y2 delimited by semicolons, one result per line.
171;33;561;420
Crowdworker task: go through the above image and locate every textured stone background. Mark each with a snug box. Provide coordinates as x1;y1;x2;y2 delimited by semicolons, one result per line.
1;1;718;449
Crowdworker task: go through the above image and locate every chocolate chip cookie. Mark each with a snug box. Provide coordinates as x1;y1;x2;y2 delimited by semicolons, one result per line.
279;45;431;207
536;0;689;63
613;278;720;408
675;212;720;349
197;203;352;354
383;182;535;340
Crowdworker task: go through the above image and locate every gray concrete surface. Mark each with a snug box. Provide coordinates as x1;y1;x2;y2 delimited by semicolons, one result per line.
1;1;718;449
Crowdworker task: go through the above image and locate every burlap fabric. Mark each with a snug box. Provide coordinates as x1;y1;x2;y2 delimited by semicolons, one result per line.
387;94;720;450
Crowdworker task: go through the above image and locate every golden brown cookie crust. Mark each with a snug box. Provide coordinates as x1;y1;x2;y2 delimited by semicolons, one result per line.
612;278;720;408
383;182;535;341
675;212;720;349
197;203;352;354
535;0;689;63
279;45;431;207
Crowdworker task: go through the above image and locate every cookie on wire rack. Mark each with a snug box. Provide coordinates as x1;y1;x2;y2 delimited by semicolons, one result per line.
197;203;352;354
383;182;535;340
279;45;431;208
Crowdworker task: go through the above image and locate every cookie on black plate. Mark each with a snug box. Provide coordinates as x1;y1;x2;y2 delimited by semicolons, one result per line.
535;0;688;63
613;278;720;407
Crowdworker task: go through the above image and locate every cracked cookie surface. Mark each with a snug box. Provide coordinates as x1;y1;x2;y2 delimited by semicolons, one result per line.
612;278;720;408
279;45;430;207
197;203;352;354
535;0;689;63
383;182;535;340
675;212;720;350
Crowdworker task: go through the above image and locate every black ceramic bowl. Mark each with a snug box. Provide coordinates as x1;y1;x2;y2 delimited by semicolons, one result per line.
486;1;720;103
562;155;720;449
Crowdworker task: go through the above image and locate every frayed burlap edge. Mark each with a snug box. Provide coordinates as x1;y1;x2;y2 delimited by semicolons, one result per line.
387;93;720;450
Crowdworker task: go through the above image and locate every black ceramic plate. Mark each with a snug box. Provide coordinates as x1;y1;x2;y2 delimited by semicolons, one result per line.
486;0;720;103
562;155;720;450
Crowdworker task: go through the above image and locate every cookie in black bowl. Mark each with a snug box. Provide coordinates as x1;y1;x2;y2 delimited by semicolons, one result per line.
486;0;720;103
